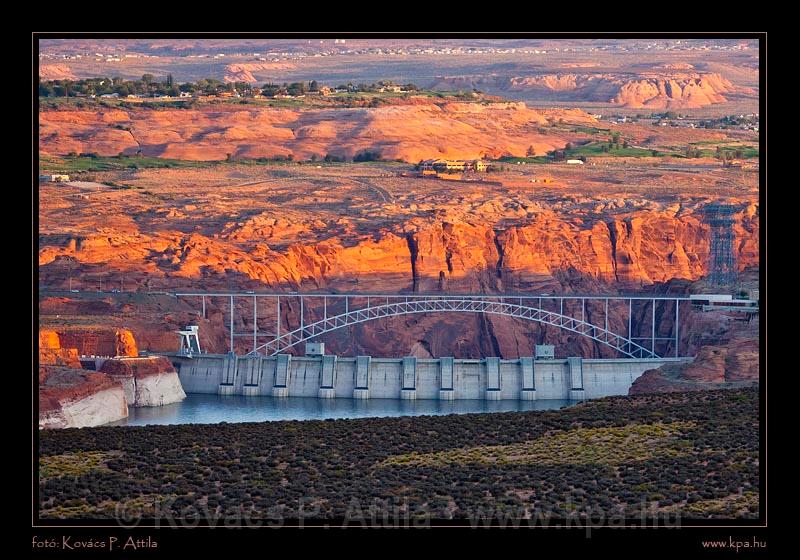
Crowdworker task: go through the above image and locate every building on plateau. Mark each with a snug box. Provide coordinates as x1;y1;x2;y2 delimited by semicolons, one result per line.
418;159;490;173
40;174;70;182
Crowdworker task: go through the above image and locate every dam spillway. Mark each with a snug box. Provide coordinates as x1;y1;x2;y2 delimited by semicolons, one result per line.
166;353;691;401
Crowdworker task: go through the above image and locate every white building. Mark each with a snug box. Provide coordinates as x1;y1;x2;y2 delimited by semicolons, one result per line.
40;174;70;182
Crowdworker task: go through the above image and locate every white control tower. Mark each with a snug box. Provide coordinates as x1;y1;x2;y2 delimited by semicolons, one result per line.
177;325;202;357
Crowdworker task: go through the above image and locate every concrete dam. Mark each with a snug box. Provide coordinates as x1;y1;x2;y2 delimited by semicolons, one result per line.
167;351;690;401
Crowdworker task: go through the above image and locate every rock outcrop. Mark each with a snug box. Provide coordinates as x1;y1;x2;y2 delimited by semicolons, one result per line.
432;72;753;109
38;103;594;162
38;330;186;428
223;62;295;83
38;64;77;81
629;338;759;394
39;330;82;368
39;210;759;293
100;356;186;407
39;367;128;429
46;327;139;358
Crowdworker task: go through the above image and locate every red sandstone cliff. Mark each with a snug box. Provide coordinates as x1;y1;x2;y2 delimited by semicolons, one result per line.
38;210;759;294
629;337;759;394
433;72;753;110
100;356;186;407
39;366;128;429
43;327;138;358
38;330;185;428
38;103;592;163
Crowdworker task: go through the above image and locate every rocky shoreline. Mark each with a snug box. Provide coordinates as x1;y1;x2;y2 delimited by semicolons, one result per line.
39;329;185;429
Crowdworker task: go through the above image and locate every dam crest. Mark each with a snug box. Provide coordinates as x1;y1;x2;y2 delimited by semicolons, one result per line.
167;350;690;402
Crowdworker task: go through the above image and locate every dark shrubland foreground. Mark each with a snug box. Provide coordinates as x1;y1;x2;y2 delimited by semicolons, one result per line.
38;388;759;522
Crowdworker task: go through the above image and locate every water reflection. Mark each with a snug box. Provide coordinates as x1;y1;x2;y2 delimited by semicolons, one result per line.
108;394;578;426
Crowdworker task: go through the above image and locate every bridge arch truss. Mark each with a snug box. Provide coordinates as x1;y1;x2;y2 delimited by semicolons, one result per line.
174;292;691;359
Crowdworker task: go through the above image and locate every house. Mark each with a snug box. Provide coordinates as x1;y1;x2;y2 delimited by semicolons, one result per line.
100;93;119;99
179;91;193;98
40;174;70;183
566;159;584;165
419;159;489;173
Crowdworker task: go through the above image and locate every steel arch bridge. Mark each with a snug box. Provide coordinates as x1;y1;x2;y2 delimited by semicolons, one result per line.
174;292;693;359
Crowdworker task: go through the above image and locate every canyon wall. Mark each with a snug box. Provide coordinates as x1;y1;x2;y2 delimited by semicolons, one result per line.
39;210;759;294
38;331;186;429
38;205;760;360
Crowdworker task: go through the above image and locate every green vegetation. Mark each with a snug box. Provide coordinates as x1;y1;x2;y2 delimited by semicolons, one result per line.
39;75;492;111
497;156;550;165
570;126;612;136
40;154;214;173
39;450;120;480
380;422;698;468
39;153;410;175
38;388;759;521
39;75;253;99
564;142;655;158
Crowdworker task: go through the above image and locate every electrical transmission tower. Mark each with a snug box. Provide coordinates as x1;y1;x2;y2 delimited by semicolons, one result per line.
704;203;738;288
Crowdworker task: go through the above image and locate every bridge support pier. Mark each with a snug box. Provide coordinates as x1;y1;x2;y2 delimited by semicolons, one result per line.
439;389;455;401
318;388;336;399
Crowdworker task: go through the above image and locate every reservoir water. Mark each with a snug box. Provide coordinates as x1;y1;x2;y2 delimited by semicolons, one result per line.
107;394;579;426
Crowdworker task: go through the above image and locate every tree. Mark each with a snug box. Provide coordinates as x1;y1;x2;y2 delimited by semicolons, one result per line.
308;80;319;92
526;146;536;158
564;142;573;151
261;83;280;97
287;82;306;96
141;74;155;84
